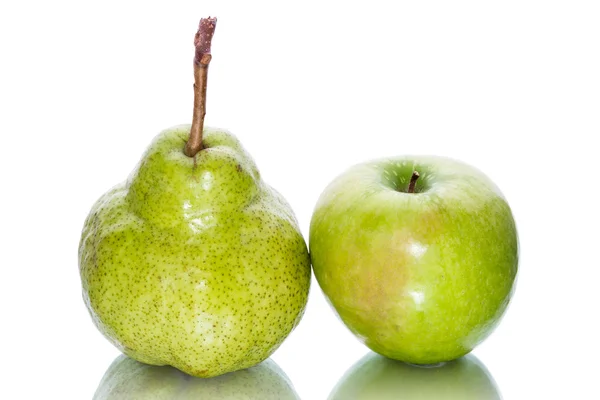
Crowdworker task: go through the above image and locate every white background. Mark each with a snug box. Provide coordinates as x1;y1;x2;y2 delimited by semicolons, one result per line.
1;1;599;398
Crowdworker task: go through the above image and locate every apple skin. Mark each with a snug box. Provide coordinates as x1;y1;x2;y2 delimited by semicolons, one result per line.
328;352;501;399
310;156;518;364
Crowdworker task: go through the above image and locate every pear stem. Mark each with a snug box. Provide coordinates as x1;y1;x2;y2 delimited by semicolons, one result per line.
185;17;217;158
407;171;420;193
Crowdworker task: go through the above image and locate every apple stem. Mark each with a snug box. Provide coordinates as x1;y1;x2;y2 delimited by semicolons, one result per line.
407;171;420;193
184;17;217;158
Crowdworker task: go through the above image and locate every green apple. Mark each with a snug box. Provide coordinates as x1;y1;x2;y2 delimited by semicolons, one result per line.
328;352;501;399
310;156;518;364
93;354;301;399
79;126;311;377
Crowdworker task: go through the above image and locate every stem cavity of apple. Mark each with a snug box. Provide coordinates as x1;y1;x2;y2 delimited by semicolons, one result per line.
184;17;217;158
407;171;420;193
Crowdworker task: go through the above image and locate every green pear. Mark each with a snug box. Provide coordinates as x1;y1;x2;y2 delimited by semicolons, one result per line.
310;156;518;364
94;354;301;399
79;125;311;377
328;352;501;399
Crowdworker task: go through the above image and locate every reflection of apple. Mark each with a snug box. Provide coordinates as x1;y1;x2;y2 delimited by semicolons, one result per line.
310;156;519;364
93;355;300;399
329;352;501;400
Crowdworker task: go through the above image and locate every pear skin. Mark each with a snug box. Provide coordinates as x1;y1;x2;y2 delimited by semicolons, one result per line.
80;125;311;377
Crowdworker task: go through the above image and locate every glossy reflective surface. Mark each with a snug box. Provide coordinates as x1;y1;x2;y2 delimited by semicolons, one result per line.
93;355;300;399
2;1;598;399
329;352;501;400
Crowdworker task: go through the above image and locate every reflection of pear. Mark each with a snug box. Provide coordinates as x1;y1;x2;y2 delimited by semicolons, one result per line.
329;352;501;400
94;354;300;400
